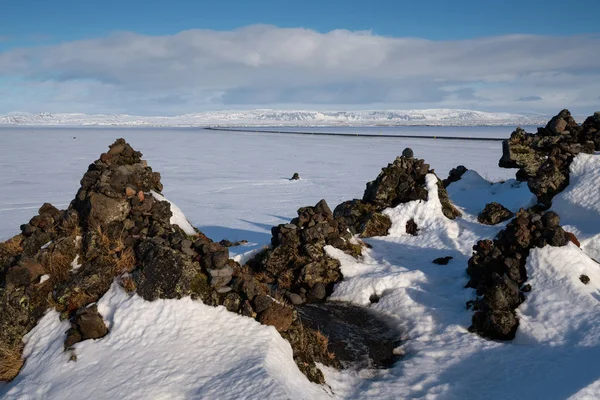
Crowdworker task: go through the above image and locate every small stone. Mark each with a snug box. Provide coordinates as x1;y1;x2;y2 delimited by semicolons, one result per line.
542;211;560;228
406;219;419;236
290;172;300;180
74;306;108;340
580;274;590;284
566;231;580;247
125;186;136;197
288;293;304;305
137;191;145;202
521;284;532;292
369;293;380;303
402;148;414;158
308;282;327;302
207;265;233;278
432;256;453;265
108;143;125;156
254;295;273;314
216;286;232;294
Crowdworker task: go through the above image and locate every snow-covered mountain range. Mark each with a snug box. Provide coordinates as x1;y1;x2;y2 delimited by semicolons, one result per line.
0;109;549;127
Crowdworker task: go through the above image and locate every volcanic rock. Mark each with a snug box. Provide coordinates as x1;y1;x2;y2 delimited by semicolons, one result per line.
467;208;570;340
478;202;514;225
499;109;600;206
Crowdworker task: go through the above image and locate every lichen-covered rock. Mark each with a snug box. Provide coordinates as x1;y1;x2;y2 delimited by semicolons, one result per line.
499;109;600;206
466;209;569;340
477;202;514;225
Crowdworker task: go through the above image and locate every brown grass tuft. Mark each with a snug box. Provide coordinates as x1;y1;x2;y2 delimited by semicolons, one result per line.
65;291;96;313
0;235;24;257
114;247;136;274
45;252;73;283
0;342;24;382
119;274;137;293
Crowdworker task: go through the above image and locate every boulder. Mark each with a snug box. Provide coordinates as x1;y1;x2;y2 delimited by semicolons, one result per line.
478;202;514;225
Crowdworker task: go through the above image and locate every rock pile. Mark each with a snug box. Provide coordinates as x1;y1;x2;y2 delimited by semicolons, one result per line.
334;149;461;238
466;209;570;339
248;199;362;305
499;109;600;206
0;139;345;384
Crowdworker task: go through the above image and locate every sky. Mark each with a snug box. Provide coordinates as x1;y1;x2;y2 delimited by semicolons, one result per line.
0;0;599;115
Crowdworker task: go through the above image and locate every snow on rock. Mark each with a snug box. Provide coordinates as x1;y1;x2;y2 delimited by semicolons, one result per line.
447;170;536;218
151;190;197;236
384;174;460;239
552;153;600;260
322;167;600;398
2;284;330;400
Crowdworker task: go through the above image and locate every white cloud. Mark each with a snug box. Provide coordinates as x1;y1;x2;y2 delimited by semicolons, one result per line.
0;26;598;114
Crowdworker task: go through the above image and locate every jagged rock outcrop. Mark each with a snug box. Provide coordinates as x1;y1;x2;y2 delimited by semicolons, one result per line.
499;109;600;206
334;151;461;238
478;202;514;225
466;209;570;340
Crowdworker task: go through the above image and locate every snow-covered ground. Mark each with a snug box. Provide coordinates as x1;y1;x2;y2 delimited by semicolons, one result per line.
0;109;548;127
1;127;599;399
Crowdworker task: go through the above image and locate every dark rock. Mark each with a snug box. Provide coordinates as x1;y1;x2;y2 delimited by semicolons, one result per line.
541;211;560;228
369;293;380;303
499;110;600;206
290;172;300;180
432;256;453;265
401;148;414;158
406;219;419;236
580;275;590;284
521;284;532;292
253;295;273;314
478;202;514;225
309;283;327;302
466;208;570;340
258;302;294;332
443;165;468;187
76;306;108;340
359;212;392;238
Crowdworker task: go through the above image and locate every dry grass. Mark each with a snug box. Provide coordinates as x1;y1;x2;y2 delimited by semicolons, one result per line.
0;342;24;382
60;214;81;237
314;330;336;361
114;247;136;274
66;291;96;313
0;235;24;257
119;274;137;293
45;252;73;283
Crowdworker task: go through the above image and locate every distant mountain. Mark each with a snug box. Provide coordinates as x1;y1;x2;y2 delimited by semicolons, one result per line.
0;109;549;127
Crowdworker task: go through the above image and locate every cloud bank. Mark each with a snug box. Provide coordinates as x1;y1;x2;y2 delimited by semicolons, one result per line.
0;25;599;114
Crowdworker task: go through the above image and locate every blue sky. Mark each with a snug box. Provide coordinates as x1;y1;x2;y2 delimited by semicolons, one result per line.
0;0;599;115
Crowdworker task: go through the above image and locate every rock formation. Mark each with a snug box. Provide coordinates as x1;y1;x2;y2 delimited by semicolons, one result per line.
466;209;570;339
499;109;600;206
0;139;351;384
334;150;461;238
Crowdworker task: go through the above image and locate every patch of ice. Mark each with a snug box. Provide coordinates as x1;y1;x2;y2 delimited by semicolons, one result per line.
150;190;197;236
41;241;52;250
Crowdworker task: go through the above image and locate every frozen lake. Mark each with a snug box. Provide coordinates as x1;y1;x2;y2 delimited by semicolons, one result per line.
0;126;523;241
